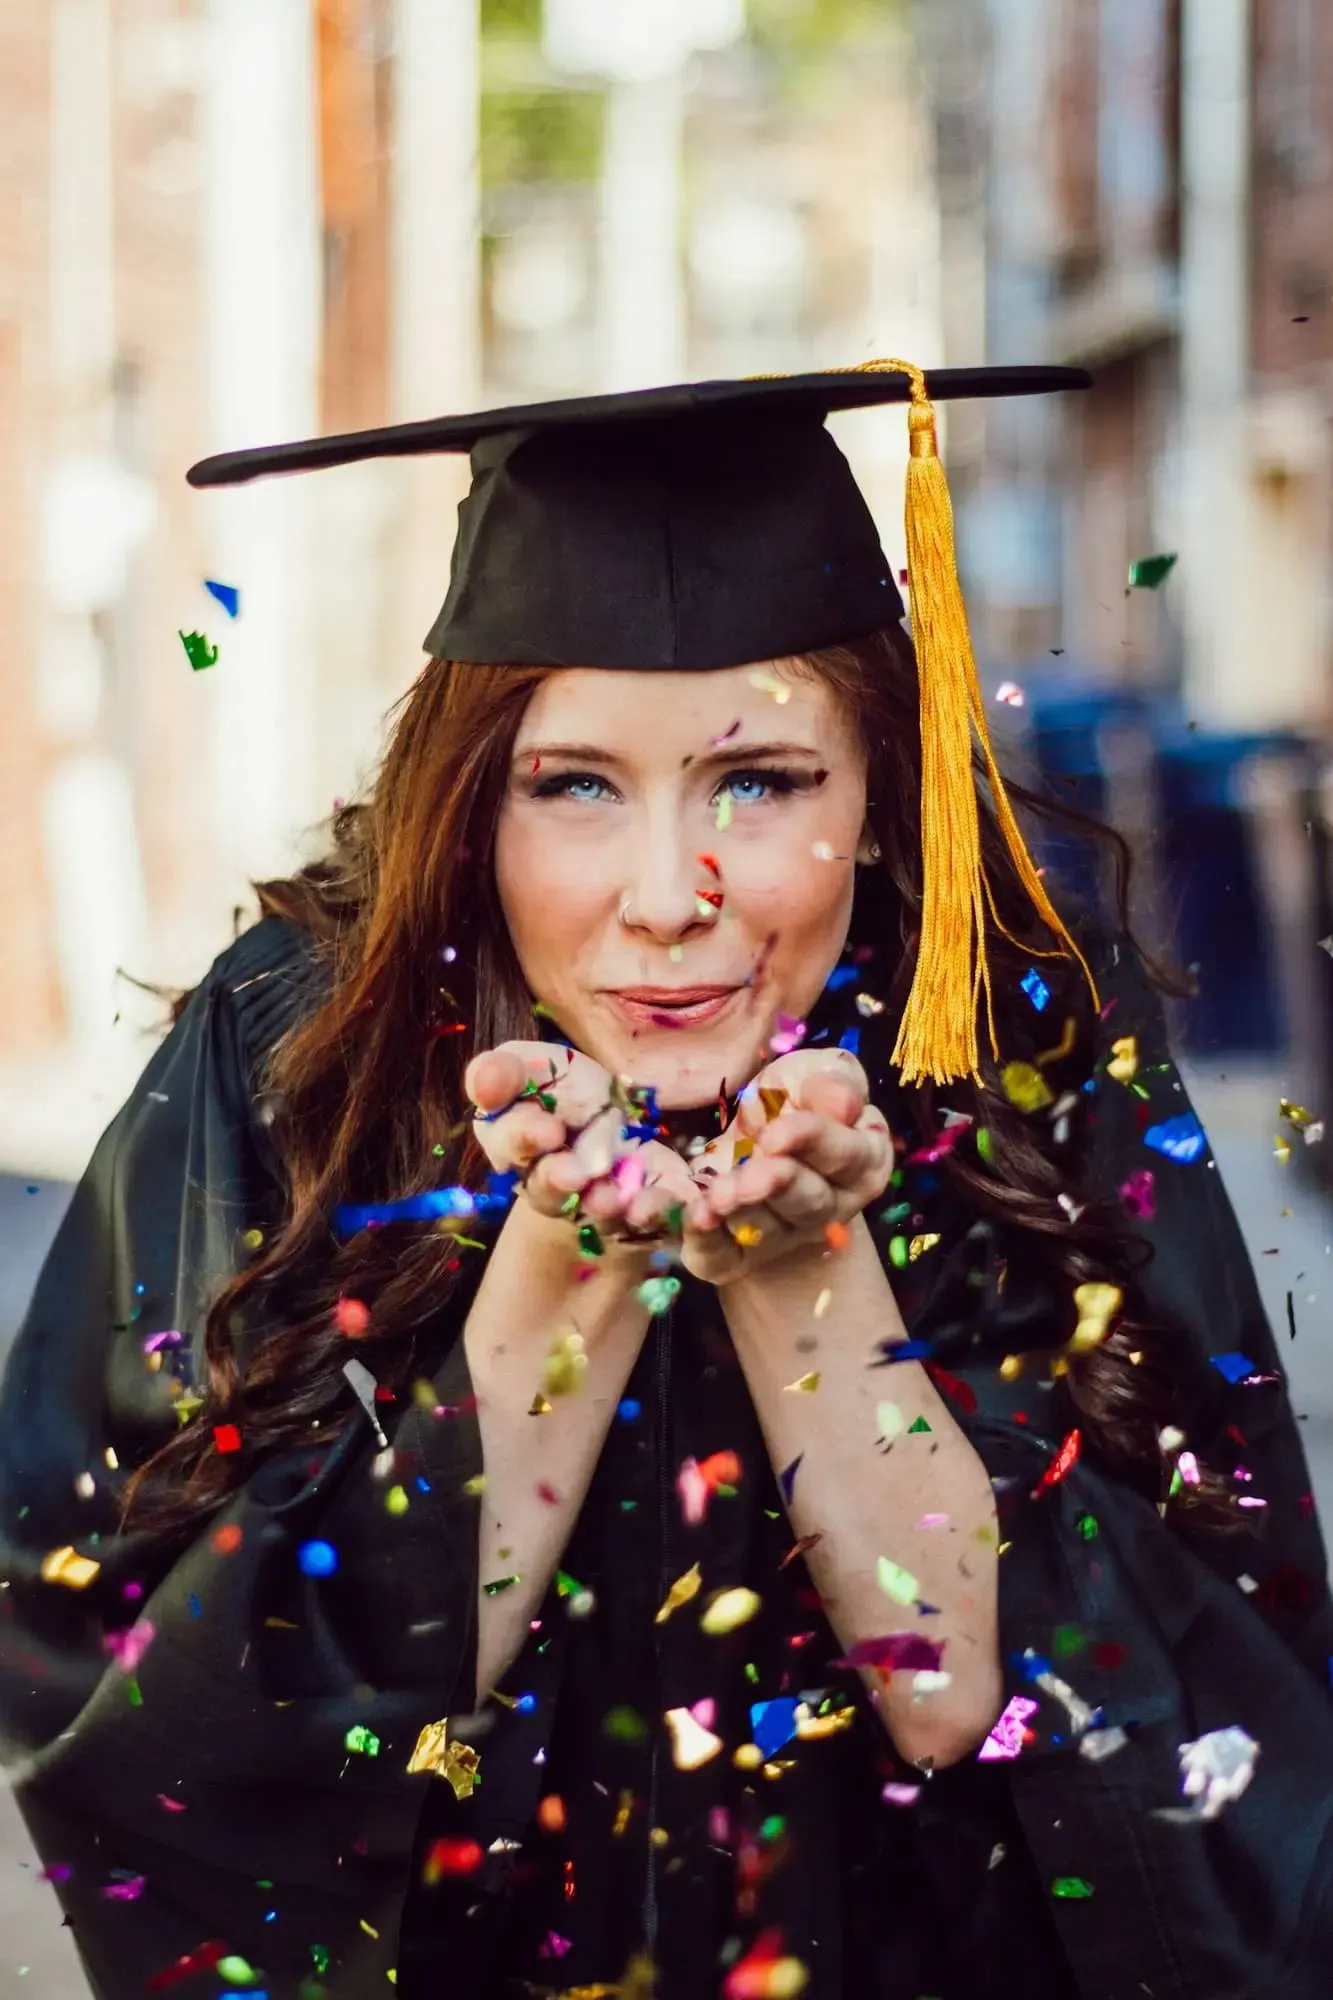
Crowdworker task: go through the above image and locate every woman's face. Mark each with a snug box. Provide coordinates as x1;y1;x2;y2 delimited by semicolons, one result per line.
494;660;872;1107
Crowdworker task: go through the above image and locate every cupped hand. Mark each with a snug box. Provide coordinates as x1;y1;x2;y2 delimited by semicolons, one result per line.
465;1041;695;1244
678;1047;894;1285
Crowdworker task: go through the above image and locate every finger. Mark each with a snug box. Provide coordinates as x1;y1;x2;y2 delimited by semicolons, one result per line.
524;1148;592;1218
749;1160;842;1232
465;1046;543;1114
794;1067;867;1126
474;1103;567;1175
756;1110;886;1190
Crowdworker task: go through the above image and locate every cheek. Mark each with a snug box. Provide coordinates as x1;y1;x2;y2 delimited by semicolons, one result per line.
494;810;607;977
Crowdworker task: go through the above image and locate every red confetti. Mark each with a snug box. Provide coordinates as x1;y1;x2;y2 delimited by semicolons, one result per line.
422;1837;483;1884
146;1941;227;1992
212;1424;241;1455
698;1450;742;1490
535;1480;561;1505
697;852;722;877
212;1524;243;1555
334;1296;372;1336
1034;1428;1082;1496
923;1363;977;1414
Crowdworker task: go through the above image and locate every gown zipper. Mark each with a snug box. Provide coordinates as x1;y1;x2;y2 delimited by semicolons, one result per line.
643;1304;674;1963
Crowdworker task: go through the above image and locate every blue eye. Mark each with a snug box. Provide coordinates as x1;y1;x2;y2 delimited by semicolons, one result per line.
717;767;804;805
532;772;614;803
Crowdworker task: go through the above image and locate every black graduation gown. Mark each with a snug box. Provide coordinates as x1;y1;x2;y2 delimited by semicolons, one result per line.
4;915;1333;1999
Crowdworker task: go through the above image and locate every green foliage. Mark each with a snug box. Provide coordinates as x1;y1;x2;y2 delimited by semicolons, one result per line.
481;84;603;187
482;0;542;36
746;0;900;54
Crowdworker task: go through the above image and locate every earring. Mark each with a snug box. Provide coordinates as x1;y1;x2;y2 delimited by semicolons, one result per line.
861;841;882;864
618;893;634;924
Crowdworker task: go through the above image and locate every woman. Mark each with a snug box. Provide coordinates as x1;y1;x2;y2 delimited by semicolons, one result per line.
3;364;1333;2000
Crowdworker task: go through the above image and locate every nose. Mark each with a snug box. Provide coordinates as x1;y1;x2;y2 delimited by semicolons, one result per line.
619;825;715;943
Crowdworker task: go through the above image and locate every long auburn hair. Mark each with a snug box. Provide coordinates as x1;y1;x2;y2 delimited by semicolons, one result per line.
122;625;1231;1542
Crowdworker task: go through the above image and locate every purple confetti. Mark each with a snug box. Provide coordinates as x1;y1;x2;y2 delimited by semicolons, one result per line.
1119;1167;1156;1219
835;1633;945;1674
779;1454;803;1505
978;1695;1040;1762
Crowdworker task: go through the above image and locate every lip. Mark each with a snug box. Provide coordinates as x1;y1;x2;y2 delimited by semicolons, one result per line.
603;985;740;1029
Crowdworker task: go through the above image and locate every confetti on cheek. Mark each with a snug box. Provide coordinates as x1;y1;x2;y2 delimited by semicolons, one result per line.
784;1370;821;1393
716;792;735;831
769;1013;807;1056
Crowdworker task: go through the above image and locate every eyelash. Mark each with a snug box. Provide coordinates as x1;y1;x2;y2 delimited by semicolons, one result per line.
529;766;814;806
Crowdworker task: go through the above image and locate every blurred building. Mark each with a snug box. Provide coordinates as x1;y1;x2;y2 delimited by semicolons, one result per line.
0;0;942;1177
919;0;1333;735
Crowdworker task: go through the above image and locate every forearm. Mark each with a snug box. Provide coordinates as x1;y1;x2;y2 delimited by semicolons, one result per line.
719;1217;1002;1768
464;1205;651;1698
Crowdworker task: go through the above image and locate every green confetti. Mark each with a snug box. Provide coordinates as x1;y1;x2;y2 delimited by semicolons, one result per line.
216;1958;260;1988
577;1223;605;1257
976;1127;994;1163
555;1569;584;1598
888;1235;909;1270
126;1677;142;1708
880;1201;912;1226
178;629;219;672
760;1815;786;1841
311;1948;331;1976
636;1275;681;1315
1127;552;1177;590
603;1705;647;1743
907;1415;932;1434
876;1555;919;1606
1051;1877;1095;1900
344;1724;381;1756
560;1192;581;1216
483;1574;521;1596
1052;1624;1086;1659
1076;1512;1099;1540
745;1661;760;1684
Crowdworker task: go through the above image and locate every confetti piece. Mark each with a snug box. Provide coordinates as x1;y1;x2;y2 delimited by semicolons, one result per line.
1000;1061;1054;1113
1051;1876;1095;1899
1143;1112;1206;1163
345;1724;380;1756
769;1012;807;1056
422;1837;483;1883
40;1546;101;1589
407;1722;480;1797
700;1587;762;1635
1071;1283;1121;1353
747;668;792;704
716;792;735;830
996;680;1025;707
882;1781;921;1806
712;718;742;745
835;1632;944;1673
637;1276;681;1315
665;1706;724;1769
811;840;835;860
1106;1035;1138;1084
723;1935;809;2000
212;1523;242;1555
1166;1726;1259;1821
732;1221;764;1248
1021;968;1051;1011
906;1415;931;1434
203;578;241;618
529;1393;552;1415
145;1941;228;1992
542;1326;588;1398
537;1794;566;1832
907;1232;940;1263
103;1619;156;1674
876;1400;904;1442
1305;1121;1325;1146
1274;1133;1292;1165
907;1116;973;1165
298;1538;338;1578
101;1877;148;1902
1119;1168;1156;1219
1319;936;1333;957
342;1358;389;1447
1033;1429;1082;1495
678;1456;710;1525
812;1288;833;1318
1211;1351;1256;1385
1127;552;1177;589
1279;1097;1316;1130
212;1423;241;1454
178;629;219;671
875;1556;918;1607
785;1370;821;1393
750;1697;801;1757
656;1563;703;1624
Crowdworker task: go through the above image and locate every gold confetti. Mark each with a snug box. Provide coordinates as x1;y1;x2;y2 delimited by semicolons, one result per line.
1000;1062;1054;1113
1036;1016;1077;1067
1279;1098;1316;1129
794;1701;856;1741
240;1227;264;1251
360;1920;380;1939
407;1721;480;1799
542;1326;588;1399
785;1370;821;1393
529;1393;553;1416
908;1233;941;1263
462;1473;486;1496
39;1545;101;1590
664;1706;723;1770
1071;1282;1122;1353
759;1087;789;1121
1274;1134;1292;1165
1106;1037;1138;1084
700;1587;762;1634
656;1562;702;1624
734;1743;764;1770
999;1354;1023;1382
732;1221;764;1248
748;667;792;704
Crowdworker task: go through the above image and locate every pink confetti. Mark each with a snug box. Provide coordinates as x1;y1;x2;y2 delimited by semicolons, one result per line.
691;1696;717;1729
711;719;742;746
142;1330;183;1354
835;1633;945;1673
978;1694;1039;1762
881;1782;921;1807
1178;1451;1200;1487
101;1876;148;1901
769;1013;807;1057
103;1619;156;1674
1119;1168;1156;1220
995;680;1025;707
539;1931;573;1959
677;1455;710;1526
38;1863;72;1884
708;1805;732;1844
611;1152;647;1196
907;1118;973;1166
156;1795;187;1813
914;1513;950;1530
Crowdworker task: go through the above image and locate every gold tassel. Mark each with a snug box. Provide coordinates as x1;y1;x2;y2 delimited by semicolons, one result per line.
854;360;1097;1085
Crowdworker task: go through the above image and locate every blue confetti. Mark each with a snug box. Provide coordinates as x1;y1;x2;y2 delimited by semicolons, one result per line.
838;1028;861;1055
1021;967;1051;1011
297;1539;338;1578
204;578;241;618
517;1693;537;1714
874;1339;934;1364
188;1593;201;1619
1143;1112;1207;1164
780;1453;803;1505
825;965;858;991
750;1696;801;1758
334;1170;517;1238
617;1398;642;1422
1210;1351;1256;1386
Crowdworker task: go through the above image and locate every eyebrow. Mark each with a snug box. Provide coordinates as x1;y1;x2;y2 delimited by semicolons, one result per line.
513;739;825;768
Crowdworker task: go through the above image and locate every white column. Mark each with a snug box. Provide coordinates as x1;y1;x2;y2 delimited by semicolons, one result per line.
42;0;152;1045
1178;0;1253;724
598;70;688;390
389;0;482;682
197;0;323;884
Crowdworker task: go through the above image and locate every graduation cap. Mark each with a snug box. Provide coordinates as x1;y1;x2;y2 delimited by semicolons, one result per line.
187;359;1095;1085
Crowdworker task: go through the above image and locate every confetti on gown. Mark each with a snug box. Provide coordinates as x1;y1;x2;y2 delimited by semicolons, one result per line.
1000;1061;1055;1113
665;1705;724;1769
656;1563;702;1624
700;1588;761;1635
1211;1351;1257;1385
1143;1112;1206;1163
1106;1035;1138;1084
1165;1725;1260;1822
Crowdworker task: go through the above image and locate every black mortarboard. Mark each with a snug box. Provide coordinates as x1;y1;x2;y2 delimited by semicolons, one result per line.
186;360;1096;1083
